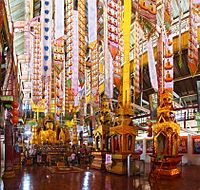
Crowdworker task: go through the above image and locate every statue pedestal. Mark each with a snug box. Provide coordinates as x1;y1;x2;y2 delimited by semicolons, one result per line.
150;155;182;177
106;153;139;175
106;153;127;174
91;151;106;170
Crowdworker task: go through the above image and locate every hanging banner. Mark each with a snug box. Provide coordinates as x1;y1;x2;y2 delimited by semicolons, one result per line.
104;2;113;99
30;18;43;106
107;0;121;59
164;31;173;91
113;0;122;88
72;10;79;107
188;0;199;76
65;0;74;112
147;38;158;92
88;0;97;44
134;19;140;97
133;0;157;25
55;0;64;39
163;0;173;92
53;37;65;120
41;0;53;113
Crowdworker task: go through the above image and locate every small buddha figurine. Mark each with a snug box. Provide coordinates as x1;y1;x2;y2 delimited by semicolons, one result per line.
140;0;148;10
148;3;156;15
165;59;173;69
165;71;173;82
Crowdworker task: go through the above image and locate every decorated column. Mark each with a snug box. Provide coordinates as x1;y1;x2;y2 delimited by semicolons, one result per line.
3;108;15;178
149;0;182;178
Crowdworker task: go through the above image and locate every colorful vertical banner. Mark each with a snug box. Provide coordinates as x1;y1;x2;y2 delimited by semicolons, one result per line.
136;0;157;25
53;37;65;120
88;0;99;109
133;17;140;97
78;0;86;90
188;0;199;76
65;0;74;112
164;0;173;92
113;0;122;88
30;17;43;106
41;0;53;113
54;0;65;120
107;0;119;59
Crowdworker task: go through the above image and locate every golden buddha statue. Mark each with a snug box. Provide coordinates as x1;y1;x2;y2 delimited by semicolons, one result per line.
38;113;57;144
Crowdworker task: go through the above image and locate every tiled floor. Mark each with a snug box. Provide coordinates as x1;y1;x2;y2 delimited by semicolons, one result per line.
1;165;200;190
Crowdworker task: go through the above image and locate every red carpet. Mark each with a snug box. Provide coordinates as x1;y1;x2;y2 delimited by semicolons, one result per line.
47;166;85;174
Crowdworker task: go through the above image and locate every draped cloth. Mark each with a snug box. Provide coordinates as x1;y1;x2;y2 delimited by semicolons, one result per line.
147;38;158;92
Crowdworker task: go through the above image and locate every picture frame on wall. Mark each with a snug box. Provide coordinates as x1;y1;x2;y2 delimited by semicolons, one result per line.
192;136;200;154
135;140;143;154
178;136;188;154
146;139;153;153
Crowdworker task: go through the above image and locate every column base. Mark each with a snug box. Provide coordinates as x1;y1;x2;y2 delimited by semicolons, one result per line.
91;151;106;170
2;170;15;179
106;153;127;175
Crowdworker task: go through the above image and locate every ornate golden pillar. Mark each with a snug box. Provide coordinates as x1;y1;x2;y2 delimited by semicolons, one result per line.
72;111;78;145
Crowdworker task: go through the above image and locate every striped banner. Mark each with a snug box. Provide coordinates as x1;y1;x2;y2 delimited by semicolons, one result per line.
53;37;64;121
30;18;43;106
41;0;53;114
134;18;140;97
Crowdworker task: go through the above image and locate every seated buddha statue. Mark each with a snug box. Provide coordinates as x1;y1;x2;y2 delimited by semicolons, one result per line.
38;114;57;144
59;129;66;144
165;59;173;69
165;71;173;82
140;0;148;10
